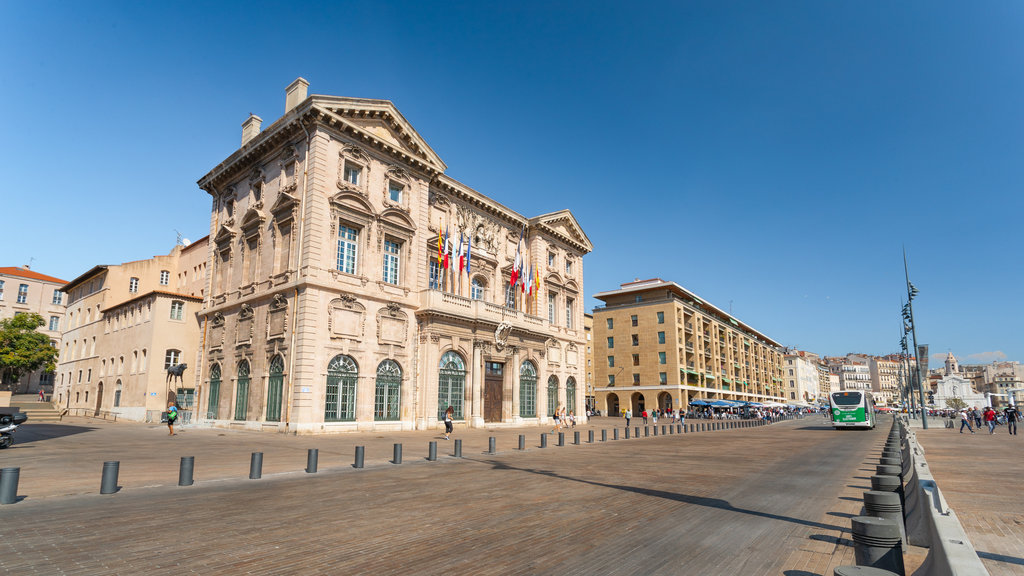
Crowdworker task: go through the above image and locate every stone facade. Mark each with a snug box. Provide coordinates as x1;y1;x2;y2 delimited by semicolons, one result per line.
591;278;785;416
54;241;208;421
195;79;591;433
0;266;67;393
783;351;822;404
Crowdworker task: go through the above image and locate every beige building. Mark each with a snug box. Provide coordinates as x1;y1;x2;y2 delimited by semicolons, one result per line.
783;350;822;404
194;78;591;433
55;240;208;421
870;356;900;406
591;278;785;416
0;266;67;393
584;312;594;412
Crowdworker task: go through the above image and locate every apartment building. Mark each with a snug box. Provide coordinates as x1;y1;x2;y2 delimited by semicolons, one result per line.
0;266;67;393
783;350;822;404
592;278;785;416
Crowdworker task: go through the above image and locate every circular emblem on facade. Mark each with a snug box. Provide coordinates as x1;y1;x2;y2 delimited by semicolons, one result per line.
494;322;512;351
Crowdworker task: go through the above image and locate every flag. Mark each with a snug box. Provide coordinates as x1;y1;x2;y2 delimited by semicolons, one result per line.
510;225;524;288
458;232;466;273
466;235;472;275
442;226;450;270
436;229;442;266
534;265;540;302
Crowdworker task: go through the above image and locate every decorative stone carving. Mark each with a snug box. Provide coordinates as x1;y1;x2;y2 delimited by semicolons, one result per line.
494;322;512;352
566;343;578;366
428;190;450;208
270;293;288;311
249;167;265;184
385;165;409;182
376;303;408;346
239;303;254;319
236;304;254;346
328;295;365;339
454;205;500;254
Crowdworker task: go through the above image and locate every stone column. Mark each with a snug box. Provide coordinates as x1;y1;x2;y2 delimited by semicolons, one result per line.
510;347;521;423
471;341;484;427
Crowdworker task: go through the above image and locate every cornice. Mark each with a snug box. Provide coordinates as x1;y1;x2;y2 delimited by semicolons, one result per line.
432;175;527;229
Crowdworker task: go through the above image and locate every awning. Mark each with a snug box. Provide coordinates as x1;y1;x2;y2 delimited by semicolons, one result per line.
710;400;734;407
689;399;711;406
729;319;739;326
705;374;716;379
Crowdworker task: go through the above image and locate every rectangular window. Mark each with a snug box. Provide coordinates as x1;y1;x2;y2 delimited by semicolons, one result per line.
659;351;667;364
429;260;441;290
607;356;615;367
388;183;403;203
565;259;572;276
49;316;60;331
548;294;556;324
631;315;638;327
164;349;180;369
17;283;28;304
343;162;361;185
659;372;667;384
382;240;400;285
471;279;483;300
336;224;358;274
607;337;614;348
606;318;613;329
160;270;169;285
632;373;640;384
657;311;664;324
170;301;184;321
632;354;640;366
565;297;574;329
52;290;63;305
0;280;4;300
658;331;665;344
548;252;555;266
608;374;615;385
129;278;139;294
631;334;639;346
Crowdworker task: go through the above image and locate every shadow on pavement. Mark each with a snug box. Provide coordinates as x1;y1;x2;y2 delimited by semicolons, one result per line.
977;550;1024;566
10;424;97;445
796;425;836;431
480;459;845;532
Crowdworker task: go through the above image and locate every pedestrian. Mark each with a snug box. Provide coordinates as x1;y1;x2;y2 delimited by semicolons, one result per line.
443;405;454;440
38;388;45;402
551;405;564;433
642;409;648;425
625;408;632;427
983;406;997;435
959;410;975;434
166;402;178;436
1004;405;1019;436
972;406;983;430
652;410;658;425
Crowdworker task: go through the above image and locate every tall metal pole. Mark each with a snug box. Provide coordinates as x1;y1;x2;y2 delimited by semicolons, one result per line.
899;311;914;419
904;250;928;429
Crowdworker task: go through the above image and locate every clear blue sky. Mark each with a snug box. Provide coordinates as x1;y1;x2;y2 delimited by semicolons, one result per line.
2;1;1021;365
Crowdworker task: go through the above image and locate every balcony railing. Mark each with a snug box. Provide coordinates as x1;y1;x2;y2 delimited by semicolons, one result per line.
421;290;549;329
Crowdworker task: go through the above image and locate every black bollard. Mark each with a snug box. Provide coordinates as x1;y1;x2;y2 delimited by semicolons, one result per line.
574;431;580;445
588;430;594;443
558;432;565;446
179;456;195;486
644;426;650;437
249;452;263;479
864;490;906;543
101;461;120;494
541;433;548;448
489;436;496;454
624;427;630;439
519;434;526;450
428;441;437;461
455;439;463;457
851;516;905;575
635;426;640;437
393;443;403;464
0;467;19;504
306;449;318;474
354;446;365;468
613;428;619;440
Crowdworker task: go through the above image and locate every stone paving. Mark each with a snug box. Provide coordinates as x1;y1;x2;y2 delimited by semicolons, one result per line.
911;417;1024;576
0;414;903;575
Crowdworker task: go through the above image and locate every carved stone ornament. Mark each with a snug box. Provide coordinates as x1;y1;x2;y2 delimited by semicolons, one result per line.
455;205;499;254
270;293;288;311
249;167;265;184
338;294;357;308
494;322;513;352
239;303;255;319
211;312;225;326
385;302;401;317
385;165;410;182
428;190;450;208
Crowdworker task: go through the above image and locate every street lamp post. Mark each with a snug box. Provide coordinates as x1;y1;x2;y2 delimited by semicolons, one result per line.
903;250;928;429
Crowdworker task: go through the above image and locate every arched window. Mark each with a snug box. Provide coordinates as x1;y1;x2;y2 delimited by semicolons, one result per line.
266;355;285;422
326;355;357;422
547;375;559;418
519;361;537;418
113;381;121;407
471;277;485;300
437;351;465;420
374;360;402;421
234;360;250;421
566;377;577;414
207;364;221;419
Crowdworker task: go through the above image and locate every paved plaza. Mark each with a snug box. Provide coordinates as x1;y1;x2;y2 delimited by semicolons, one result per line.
0;414;977;575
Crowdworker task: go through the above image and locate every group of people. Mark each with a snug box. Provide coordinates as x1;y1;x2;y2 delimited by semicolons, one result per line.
550;405;580;432
957;405;1019;435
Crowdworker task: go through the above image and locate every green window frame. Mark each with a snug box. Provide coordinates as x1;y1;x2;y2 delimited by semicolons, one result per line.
519;361;537;418
326;355;358;422
207;364;221;419
438;351;466;420
234;360;250;421
566;377;577;413
547;375;559;417
374;359;402;421
266;355;284;422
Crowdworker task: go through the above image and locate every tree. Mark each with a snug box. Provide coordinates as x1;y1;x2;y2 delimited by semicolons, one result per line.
0;313;58;392
945;397;968;411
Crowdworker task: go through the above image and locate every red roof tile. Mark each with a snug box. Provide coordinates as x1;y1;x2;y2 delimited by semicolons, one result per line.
0;267;68;285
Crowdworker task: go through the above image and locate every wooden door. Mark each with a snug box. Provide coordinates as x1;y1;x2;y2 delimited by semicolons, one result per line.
484;362;504;423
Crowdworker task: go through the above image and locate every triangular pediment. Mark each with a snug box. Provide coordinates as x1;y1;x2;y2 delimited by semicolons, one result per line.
531;210;592;254
313;96;447;173
270;192;298;219
214;223;237;245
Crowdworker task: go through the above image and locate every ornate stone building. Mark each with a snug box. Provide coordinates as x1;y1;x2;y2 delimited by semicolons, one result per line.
195;79;591;433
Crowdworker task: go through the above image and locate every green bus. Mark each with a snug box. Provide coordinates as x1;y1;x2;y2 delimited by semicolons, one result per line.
830;391;876;429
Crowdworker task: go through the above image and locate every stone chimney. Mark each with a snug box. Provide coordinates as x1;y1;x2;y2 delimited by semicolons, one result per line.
285;77;309;113
241;114;263;146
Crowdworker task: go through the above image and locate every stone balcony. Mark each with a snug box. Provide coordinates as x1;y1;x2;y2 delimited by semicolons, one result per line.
418;289;563;336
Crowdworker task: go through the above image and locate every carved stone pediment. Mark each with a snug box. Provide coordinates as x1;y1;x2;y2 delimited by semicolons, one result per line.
240;208;267;232
270;192;298;220
214;224;237;245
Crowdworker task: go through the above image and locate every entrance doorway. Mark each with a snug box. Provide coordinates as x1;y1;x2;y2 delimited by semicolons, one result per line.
631;392;645;414
658;391;673;412
484;362;504;423
94;382;103;416
606;393;620;416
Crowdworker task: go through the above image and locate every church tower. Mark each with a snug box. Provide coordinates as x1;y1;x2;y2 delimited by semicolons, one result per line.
944;351;959;376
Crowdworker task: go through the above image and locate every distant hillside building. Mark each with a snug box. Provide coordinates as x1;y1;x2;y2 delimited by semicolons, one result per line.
0;266;67;393
591;278;785;416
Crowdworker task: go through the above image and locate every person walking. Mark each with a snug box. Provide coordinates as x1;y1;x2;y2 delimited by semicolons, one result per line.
984;406;997;434
959;410;975;434
166;402;178;436
972;406;983;430
443;405;454;440
642;409;648;426
625;408;632;428
1004;405;1019;436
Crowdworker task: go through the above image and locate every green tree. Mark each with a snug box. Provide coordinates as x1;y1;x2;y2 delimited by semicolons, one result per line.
945;397;968;411
0;313;58;391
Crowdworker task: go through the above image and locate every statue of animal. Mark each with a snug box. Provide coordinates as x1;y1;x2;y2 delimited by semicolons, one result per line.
166;363;188;384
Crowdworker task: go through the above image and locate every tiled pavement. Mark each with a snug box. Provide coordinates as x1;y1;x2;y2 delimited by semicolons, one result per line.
0;414;909;575
912;418;1024;576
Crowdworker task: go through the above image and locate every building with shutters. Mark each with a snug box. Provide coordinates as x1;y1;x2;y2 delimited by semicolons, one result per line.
0;266;67;394
194;78;591;433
